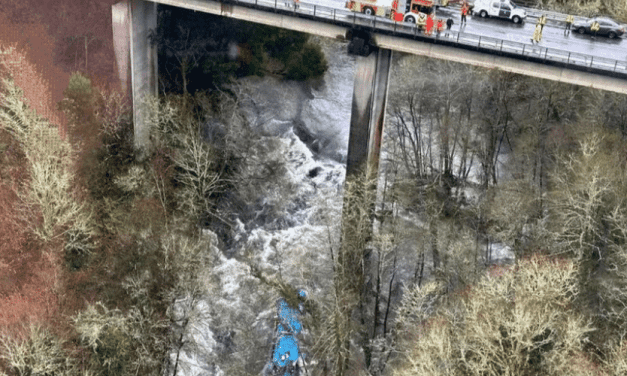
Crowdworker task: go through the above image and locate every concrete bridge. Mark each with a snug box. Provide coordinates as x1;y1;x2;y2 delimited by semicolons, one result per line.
111;0;627;183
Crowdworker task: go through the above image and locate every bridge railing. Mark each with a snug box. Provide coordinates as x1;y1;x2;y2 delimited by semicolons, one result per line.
523;8;585;24
225;0;627;76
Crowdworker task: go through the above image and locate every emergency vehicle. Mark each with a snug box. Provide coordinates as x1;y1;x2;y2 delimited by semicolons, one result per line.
345;0;438;23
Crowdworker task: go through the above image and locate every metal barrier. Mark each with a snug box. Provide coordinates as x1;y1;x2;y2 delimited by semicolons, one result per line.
217;0;627;75
523;8;587;24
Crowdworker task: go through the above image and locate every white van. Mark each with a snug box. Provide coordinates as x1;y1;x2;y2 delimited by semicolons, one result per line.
473;0;526;24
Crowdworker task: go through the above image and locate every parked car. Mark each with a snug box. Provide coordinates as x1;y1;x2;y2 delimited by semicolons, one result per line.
473;0;526;24
573;17;625;39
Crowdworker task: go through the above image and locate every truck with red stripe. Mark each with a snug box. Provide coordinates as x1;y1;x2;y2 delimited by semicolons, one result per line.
345;0;438;23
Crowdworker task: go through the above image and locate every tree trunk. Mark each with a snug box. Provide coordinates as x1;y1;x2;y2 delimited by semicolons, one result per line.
181;57;188;94
431;220;440;270
85;36;88;71
418;250;425;287
172;327;186;376
382;251;397;337
372;250;382;340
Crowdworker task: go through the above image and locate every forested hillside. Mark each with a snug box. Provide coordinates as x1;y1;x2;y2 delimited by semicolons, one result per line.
1;0;627;375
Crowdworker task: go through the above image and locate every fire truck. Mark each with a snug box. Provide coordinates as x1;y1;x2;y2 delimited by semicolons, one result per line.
345;0;439;23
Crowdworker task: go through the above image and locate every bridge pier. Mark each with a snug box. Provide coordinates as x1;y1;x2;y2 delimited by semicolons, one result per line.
345;48;392;179
112;0;158;155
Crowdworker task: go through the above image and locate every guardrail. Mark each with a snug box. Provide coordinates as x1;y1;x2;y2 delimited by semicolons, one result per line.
221;0;627;76
522;8;592;26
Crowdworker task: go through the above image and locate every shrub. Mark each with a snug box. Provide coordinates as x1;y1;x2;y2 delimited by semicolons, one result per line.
73;302;132;376
285;43;328;81
0;324;74;376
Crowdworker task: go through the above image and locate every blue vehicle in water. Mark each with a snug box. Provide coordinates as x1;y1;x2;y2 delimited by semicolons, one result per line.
263;289;308;376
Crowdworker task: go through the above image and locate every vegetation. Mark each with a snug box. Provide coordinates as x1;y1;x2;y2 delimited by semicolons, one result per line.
393;256;594;376
151;5;328;95
2;1;627;375
532;0;627;21
364;55;627;376
0;38;313;374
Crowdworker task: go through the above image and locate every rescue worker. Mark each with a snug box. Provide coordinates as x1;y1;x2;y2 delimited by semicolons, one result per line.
591;20;600;39
565;14;574;34
417;12;427;33
539;14;547;31
391;0;399;20
436;18;444;37
460;2;468;25
531;22;542;44
446;17;454;37
426;13;435;36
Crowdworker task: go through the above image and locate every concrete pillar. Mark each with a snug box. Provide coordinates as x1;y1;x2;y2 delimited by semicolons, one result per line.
341;47;392;259
112;2;132;97
345;48;392;179
112;0;158;155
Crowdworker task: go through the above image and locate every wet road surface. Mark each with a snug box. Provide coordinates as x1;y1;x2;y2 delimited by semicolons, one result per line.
435;8;627;61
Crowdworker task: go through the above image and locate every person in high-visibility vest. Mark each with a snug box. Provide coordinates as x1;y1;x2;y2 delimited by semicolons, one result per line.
565;14;574;34
426;14;435;36
417;12;427;32
436;18;444;36
461;2;468;25
531;22;542;44
539;14;547;31
591;20;600;39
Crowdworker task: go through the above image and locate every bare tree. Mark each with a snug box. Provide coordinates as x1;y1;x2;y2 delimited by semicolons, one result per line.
0;48;95;245
547;127;627;347
145;94;231;229
0;324;75;376
158;231;219;376
393;255;594;376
